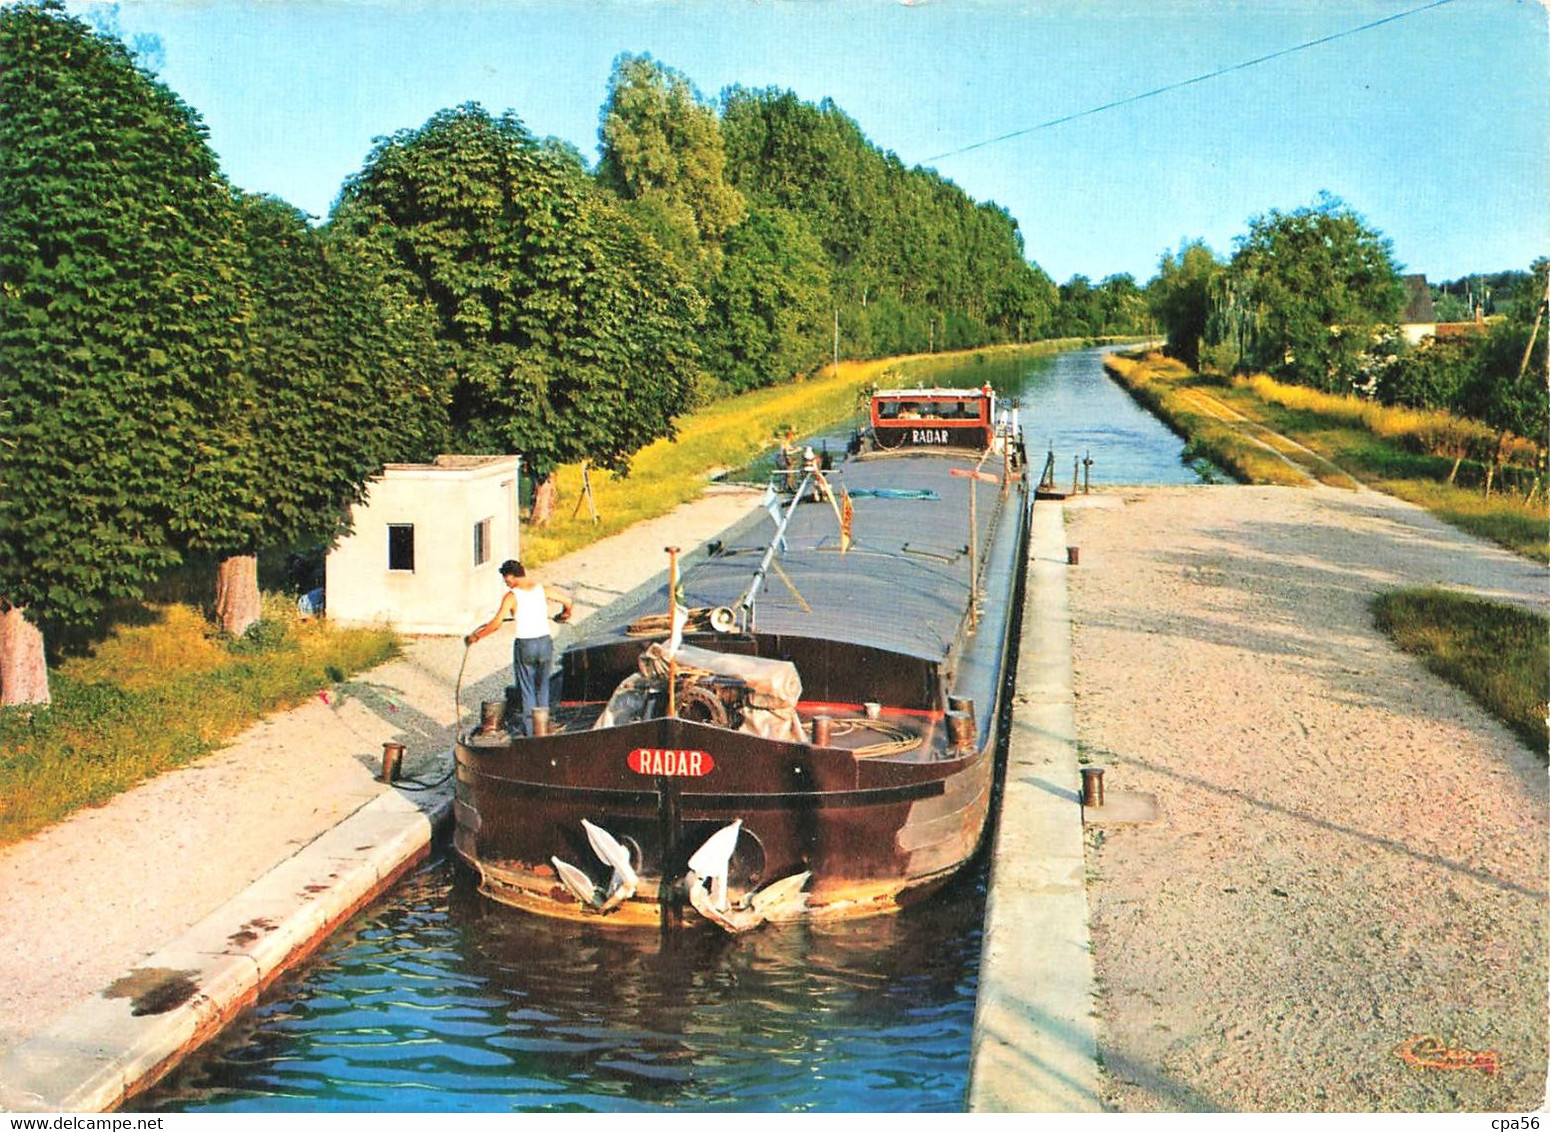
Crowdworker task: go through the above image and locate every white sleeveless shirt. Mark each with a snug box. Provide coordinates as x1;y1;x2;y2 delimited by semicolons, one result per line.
511;583;550;639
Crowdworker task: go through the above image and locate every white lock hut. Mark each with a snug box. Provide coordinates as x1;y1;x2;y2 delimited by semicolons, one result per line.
326;455;522;635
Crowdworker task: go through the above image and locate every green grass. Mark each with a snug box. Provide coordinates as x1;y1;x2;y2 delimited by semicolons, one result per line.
1102;352;1306;485
1106;351;1550;563
0;597;398;847
1372;588;1549;757
1216;384;1549;563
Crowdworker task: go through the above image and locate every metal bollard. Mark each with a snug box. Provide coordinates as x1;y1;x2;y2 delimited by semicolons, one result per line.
812;715;833;746
1080;765;1105;807
381;741;405;783
531;706;551;738
479;700;505;734
945;709;976;751
1067;546;1081;566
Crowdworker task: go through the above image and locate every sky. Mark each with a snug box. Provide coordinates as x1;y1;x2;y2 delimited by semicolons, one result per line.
67;0;1550;286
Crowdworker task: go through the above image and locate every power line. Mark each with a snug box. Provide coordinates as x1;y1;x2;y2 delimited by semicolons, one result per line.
923;0;1460;164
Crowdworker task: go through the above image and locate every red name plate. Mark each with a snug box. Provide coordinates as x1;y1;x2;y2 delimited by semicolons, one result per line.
628;748;714;777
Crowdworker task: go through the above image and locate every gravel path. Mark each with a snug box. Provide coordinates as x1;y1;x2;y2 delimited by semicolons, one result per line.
1065;484;1548;1112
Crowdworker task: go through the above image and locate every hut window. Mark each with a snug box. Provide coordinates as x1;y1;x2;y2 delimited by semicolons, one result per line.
387;524;415;572
473;517;492;567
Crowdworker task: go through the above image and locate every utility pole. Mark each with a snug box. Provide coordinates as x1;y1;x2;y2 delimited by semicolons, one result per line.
833;308;839;377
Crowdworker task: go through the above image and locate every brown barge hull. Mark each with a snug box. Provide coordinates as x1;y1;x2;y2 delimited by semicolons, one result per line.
452;712;998;926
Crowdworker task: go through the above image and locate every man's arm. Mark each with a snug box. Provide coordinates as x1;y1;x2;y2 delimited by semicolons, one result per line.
466;590;516;644
548;585;576;622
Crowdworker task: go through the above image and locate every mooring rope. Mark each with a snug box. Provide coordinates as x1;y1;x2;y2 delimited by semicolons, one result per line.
391;642;467;793
827;717;923;758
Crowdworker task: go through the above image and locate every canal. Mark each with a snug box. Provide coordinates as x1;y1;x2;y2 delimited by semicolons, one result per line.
133;344;1211;1113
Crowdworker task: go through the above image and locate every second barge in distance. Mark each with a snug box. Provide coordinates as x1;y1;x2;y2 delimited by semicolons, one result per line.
453;383;1031;932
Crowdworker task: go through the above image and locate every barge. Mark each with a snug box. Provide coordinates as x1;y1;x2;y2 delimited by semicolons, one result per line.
453;384;1030;931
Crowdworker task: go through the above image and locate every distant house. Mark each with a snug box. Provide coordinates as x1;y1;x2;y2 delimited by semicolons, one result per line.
1399;274;1438;345
326;455;522;635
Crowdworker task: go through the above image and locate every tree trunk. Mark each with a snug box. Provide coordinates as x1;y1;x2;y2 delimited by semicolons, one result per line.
0;603;51;707
214;553;262;637
530;472;558;527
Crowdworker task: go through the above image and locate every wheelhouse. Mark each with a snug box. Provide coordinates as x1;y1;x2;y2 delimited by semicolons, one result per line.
870;385;996;450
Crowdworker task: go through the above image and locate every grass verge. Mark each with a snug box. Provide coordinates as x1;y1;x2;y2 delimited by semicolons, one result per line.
1105;351;1549;563
1372;587;1549;757
0;598;398;847
1101;352;1307;485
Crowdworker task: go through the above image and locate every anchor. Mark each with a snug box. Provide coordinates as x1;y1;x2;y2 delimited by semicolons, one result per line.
682;819;811;934
550;819;639;913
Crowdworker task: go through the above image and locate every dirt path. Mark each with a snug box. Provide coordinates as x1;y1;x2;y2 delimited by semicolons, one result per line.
1173;386;1356;488
1065;484;1548;1111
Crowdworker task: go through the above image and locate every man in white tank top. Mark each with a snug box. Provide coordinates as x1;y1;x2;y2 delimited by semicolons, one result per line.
466;559;574;737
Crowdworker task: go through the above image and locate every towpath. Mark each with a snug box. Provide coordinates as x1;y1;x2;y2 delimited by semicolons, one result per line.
1064;483;1548;1111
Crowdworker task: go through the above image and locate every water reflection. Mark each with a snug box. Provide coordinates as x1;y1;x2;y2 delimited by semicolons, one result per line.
137;853;986;1113
982;345;1216;485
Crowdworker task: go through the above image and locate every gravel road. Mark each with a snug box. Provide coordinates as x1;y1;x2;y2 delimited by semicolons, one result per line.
1065;484;1548;1112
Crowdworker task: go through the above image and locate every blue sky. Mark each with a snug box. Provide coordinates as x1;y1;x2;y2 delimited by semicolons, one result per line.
73;0;1549;286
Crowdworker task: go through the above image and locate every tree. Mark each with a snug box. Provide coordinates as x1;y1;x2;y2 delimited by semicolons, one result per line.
1458;262;1549;495
720;84;1051;359
0;2;250;704
1052;275;1096;337
596;53;744;281
1228;194;1405;391
704;206;832;392
1149;241;1224;369
333;104;704;483
203;195;447;635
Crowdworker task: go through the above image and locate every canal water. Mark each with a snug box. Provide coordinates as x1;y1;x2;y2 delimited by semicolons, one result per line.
134;344;1210;1114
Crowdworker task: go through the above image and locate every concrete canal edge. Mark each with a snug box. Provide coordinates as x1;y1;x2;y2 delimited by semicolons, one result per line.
0;784;454;1113
966;499;1102;1112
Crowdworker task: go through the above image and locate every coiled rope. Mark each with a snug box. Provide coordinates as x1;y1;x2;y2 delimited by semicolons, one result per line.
825;717;923;758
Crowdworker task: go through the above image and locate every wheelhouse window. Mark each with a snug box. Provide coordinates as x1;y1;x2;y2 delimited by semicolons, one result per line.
473;517;492;567
387;524;415;572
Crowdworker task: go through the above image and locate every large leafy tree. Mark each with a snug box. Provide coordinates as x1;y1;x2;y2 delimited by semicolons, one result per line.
704;205;832;391
596;53;745;281
333;104;703;480
1228;194;1405;391
720;85;1053;358
204;195;447;634
0;2;250;704
1150;240;1225;369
